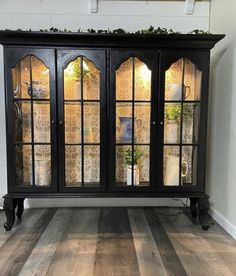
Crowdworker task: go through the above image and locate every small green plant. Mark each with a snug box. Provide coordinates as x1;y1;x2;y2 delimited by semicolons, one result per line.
165;104;197;121
124;147;143;166
72;58;91;81
165;105;181;121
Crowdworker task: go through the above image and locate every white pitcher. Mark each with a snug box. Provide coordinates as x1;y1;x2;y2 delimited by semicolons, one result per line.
167;84;191;100
164;155;188;186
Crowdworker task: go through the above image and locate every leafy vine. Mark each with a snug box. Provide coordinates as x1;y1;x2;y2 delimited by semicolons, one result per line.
3;26;210;35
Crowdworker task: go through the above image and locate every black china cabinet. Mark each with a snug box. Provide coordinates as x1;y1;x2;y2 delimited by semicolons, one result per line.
0;31;224;230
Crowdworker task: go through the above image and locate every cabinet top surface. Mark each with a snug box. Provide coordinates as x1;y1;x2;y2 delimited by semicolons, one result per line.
0;30;225;49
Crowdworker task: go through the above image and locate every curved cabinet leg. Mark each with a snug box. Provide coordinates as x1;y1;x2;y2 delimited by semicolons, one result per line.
198;197;210;231
16;198;25;219
189;198;198;218
3;198;17;231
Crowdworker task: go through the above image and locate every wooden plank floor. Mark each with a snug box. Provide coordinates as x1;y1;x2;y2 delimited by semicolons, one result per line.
0;207;235;276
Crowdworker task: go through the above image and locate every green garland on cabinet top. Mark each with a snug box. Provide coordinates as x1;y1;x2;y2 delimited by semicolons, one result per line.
2;26;210;35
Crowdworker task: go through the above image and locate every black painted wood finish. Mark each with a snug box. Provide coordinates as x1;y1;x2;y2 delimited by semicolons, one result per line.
0;31;224;230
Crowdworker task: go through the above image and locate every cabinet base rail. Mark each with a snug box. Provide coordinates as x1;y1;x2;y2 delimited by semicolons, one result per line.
3;195;210;231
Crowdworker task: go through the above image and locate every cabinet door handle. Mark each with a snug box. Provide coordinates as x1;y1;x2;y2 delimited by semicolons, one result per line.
59;120;63;125
51;119;55;125
160;121;163;125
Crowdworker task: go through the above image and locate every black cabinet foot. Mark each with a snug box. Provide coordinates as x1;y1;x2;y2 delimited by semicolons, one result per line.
3;198;17;231
189;198;198;218
16;198;25;219
198;197;210;231
3;198;25;231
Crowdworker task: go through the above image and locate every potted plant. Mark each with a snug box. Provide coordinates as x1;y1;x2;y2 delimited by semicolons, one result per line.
165;104;181;143
124;147;143;186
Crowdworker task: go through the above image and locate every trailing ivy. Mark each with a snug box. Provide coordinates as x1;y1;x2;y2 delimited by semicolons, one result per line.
2;26;210;35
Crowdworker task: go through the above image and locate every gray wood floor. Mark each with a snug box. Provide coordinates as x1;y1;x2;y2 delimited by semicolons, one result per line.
0;207;235;276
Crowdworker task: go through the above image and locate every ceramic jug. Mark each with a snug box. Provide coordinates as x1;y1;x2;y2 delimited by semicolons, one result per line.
164;155;188;186
167;84;191;100
24;81;47;98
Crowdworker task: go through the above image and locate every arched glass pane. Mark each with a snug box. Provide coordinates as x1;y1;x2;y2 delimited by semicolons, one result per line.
134;58;151;101
64;57;100;100
12;55;50;99
184;59;202;101
31;56;50;99
12;56;30;99
165;58;183;101
165;58;202;101
116;58;133;100
116;57;151;101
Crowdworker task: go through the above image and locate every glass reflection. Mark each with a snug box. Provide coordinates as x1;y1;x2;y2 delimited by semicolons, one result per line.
65;145;82;186
84;102;100;143
84;146;100;185
181;146;197;185
15;145;32;186
12;56;31;99
65;103;81;144
34;145;51;186
33;102;50;143
164;103;181;144
182;103;200;144
134;103;150;144
163;146;180;186
14;101;32;143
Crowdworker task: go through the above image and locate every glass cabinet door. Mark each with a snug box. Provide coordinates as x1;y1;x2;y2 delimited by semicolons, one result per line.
6;49;56;192
162;56;203;188
110;51;156;191
57;50;106;191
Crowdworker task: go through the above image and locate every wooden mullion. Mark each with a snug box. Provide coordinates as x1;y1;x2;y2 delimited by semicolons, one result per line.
81;57;84;187
29;55;35;186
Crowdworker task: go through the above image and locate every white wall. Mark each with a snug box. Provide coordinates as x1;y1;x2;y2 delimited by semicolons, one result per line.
208;0;236;238
0;0;210;207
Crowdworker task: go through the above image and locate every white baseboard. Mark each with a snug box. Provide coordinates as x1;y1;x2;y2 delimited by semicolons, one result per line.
24;198;186;208
209;207;236;240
